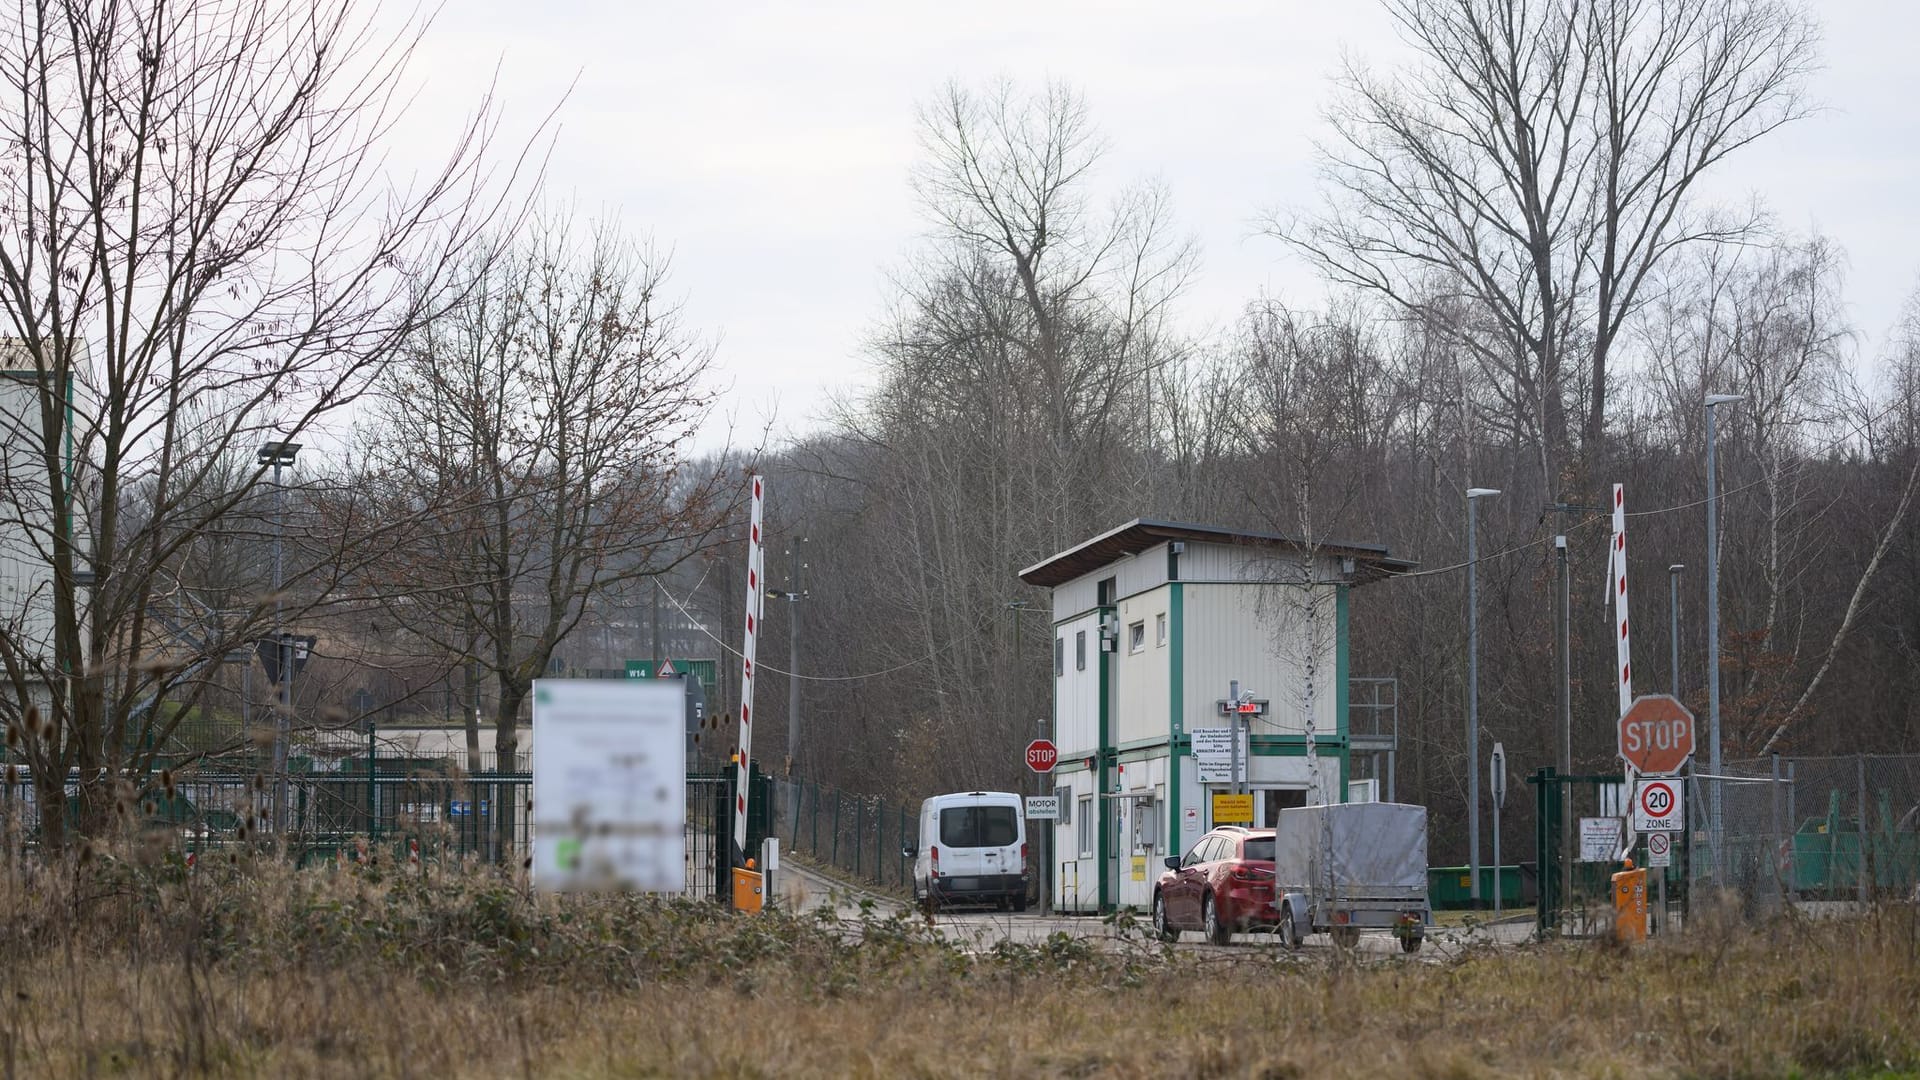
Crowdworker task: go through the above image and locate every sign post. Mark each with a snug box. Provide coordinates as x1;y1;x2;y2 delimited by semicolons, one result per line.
1026;735;1055;915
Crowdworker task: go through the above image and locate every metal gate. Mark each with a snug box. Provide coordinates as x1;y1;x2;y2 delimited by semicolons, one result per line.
1529;767;1689;937
684;768;771;901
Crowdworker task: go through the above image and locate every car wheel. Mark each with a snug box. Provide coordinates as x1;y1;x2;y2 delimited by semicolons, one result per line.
1204;893;1231;946
1152;892;1180;942
1278;902;1302;951
1401;933;1423;954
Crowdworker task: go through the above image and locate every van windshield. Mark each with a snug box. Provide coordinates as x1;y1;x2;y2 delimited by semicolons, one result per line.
939;805;1018;848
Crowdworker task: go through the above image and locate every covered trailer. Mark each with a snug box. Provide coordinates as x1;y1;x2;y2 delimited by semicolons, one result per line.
1272;802;1430;952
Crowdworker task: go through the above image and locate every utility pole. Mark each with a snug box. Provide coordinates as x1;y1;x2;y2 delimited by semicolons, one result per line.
1706;394;1741;879
770;538;808;772
1465;487;1501;908
651;579;662;672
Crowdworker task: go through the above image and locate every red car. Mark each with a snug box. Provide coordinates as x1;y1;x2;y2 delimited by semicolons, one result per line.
1153;826;1280;945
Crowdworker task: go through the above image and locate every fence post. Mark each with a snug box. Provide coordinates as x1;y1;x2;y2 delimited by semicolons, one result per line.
854;796;864;878
810;781;819;855
1857;753;1869;904
831;787;841;866
898;806;908;888
875;798;883;884
1770;753;1784;894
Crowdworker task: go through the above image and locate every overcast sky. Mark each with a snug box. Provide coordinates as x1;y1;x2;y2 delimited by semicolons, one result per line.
400;1;1920;449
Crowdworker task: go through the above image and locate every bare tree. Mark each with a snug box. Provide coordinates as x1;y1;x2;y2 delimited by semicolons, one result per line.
359;215;729;837
0;0;523;846
811;79;1195;791
1271;0;1818;492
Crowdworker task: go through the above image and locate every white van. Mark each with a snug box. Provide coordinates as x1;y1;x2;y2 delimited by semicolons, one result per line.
903;791;1028;911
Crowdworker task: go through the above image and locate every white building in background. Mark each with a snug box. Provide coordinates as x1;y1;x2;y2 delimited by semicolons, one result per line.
0;342;80;705
1018;519;1414;914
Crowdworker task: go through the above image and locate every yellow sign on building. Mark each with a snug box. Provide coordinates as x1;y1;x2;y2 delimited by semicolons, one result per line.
1212;793;1254;825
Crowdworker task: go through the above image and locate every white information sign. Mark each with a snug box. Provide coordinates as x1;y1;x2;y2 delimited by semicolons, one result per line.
1631;778;1684;833
532;679;686;892
1024;795;1060;820
1579;817;1624;863
1646;831;1672;869
1190;726;1248;783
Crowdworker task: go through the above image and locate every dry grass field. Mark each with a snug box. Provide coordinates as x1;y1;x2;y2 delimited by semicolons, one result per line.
0;848;1915;1078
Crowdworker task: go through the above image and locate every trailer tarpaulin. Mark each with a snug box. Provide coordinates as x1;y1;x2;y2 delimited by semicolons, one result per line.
1273;802;1427;896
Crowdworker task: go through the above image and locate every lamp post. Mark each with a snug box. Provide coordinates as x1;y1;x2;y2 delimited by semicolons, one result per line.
1668;565;1684;698
1704;394;1740;878
258;440;300;832
1466;486;1501;907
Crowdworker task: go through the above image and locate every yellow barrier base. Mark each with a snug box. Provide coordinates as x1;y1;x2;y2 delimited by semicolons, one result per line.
732;867;764;913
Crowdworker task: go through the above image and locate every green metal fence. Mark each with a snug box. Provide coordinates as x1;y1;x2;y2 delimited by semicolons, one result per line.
769;776;917;894
0;760;761;901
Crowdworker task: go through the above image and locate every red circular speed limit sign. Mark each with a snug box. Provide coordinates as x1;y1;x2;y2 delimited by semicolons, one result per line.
1640;780;1675;818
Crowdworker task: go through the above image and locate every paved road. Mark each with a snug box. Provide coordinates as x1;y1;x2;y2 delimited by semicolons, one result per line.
773;861;1532;957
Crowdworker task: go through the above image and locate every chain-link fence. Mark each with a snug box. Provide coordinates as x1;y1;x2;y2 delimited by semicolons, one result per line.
1694;754;1920;912
769;776;919;894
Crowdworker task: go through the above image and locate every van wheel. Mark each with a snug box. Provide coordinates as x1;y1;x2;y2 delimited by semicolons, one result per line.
1152;893;1179;942
1013;894;1027;914
1204;893;1231;946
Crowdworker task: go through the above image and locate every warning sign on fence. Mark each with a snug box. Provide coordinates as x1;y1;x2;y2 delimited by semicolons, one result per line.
1579;817;1623;862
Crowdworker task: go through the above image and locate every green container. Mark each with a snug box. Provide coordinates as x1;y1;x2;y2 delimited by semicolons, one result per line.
1429;865;1527;909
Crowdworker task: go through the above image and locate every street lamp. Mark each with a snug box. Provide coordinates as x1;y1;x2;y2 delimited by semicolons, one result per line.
1704;394;1740;877
258;440;300;831
1466;486;1501;907
1668;565;1684;699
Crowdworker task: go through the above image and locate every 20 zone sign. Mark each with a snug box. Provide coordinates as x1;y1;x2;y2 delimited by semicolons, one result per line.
1618;694;1696;776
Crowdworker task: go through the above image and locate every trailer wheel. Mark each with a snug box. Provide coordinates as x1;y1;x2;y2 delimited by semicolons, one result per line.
1278;902;1302;951
1400;933;1423;954
1332;926;1360;950
1203;893;1231;946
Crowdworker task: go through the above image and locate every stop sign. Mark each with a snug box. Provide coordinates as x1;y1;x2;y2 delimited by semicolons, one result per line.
1618;694;1695;775
1025;739;1058;774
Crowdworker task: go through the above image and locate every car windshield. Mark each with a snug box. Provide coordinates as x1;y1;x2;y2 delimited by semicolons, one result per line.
1240;837;1274;861
939;805;1018;848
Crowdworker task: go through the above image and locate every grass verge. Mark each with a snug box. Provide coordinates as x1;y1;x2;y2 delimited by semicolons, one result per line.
1;846;1915;1077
